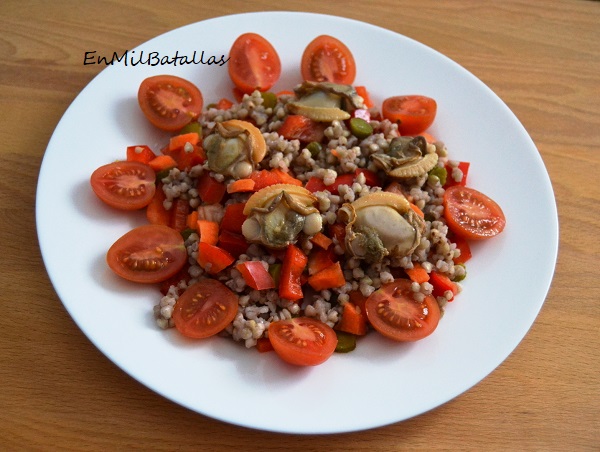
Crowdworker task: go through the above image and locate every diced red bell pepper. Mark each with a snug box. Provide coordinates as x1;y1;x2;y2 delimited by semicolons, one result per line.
328;223;346;251
336;302;368;336
305;176;328;193
444;161;470;188
452;235;472;264
307;247;336;276
169;198;191;232
217;230;249;257
307;261;346;291
127;145;156;164
159;262;190;296
236;261;276;290
277;115;326;143
348;290;368;322
355;86;374;109
197;172;226;204
197;220;219;245
429;271;459;301
220;202;247;234
197;242;235;275
249;170;282;191
278;244;308;301
216;98;234;110
355;168;381;188
167;132;201;152
162;133;206;170
146;184;170;226
256;337;274;353
271;168;302;186
310;232;333;250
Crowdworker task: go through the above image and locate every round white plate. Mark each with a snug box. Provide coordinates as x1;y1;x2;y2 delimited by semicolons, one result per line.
36;12;558;434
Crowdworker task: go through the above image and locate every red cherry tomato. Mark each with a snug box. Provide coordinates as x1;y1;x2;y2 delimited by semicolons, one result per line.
301;35;356;84
106;224;187;284
138;75;203;131
365;279;441;342
90;161;156;210
443;185;506;240
228;33;281;94
382;95;437;136
172;279;239;339
268;317;338;366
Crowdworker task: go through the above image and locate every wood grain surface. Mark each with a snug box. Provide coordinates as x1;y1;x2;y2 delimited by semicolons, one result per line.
1;0;598;450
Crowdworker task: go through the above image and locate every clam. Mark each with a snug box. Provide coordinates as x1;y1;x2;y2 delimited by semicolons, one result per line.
242;184;323;248
338;191;425;263
371;135;438;179
203;119;267;179
287;81;364;122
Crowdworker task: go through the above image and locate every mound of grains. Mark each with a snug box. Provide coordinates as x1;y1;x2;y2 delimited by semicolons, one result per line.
152;88;466;349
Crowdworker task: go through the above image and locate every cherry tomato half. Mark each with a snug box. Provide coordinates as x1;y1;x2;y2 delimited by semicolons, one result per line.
301;35;356;84
106;224;187;283
228;33;281;94
268;317;338;366
90;161;156;210
138;75;204;131
443;185;506;240
365;279;441;342
382;95;437;136
172;279;239;339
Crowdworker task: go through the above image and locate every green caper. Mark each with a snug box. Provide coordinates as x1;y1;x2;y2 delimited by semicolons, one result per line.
206;103;217;110
181;228;195;241
155;168;172;182
334;331;357;353
349;117;373;139
261;91;278;109
269;263;282;286
428;166;447;186
306;141;323;158
453;264;467;282
179;121;203;137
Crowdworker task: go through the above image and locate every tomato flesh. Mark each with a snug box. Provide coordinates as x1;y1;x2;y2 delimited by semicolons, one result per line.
106;224;187;283
382;95;437;136
301;35;356;84
138;75;203;131
268;317;337;366
228;33;281;94
172;279;238;339
365;279;440;342
91;161;156;210
443;185;506;240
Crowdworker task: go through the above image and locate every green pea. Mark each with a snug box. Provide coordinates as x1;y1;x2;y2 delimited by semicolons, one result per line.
179;121;203;137
306;141;323;158
261;91;278;109
428;166;448;186
334;331;357;353
349;117;373;139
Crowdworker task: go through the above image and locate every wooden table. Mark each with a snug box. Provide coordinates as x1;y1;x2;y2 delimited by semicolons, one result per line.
1;0;598;449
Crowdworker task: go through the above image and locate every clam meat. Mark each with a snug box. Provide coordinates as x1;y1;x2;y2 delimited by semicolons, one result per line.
242;184;323;248
203;119;267;179
338;191;425;263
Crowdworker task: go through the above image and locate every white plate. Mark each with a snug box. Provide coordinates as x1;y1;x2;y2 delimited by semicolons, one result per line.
36;12;558;434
